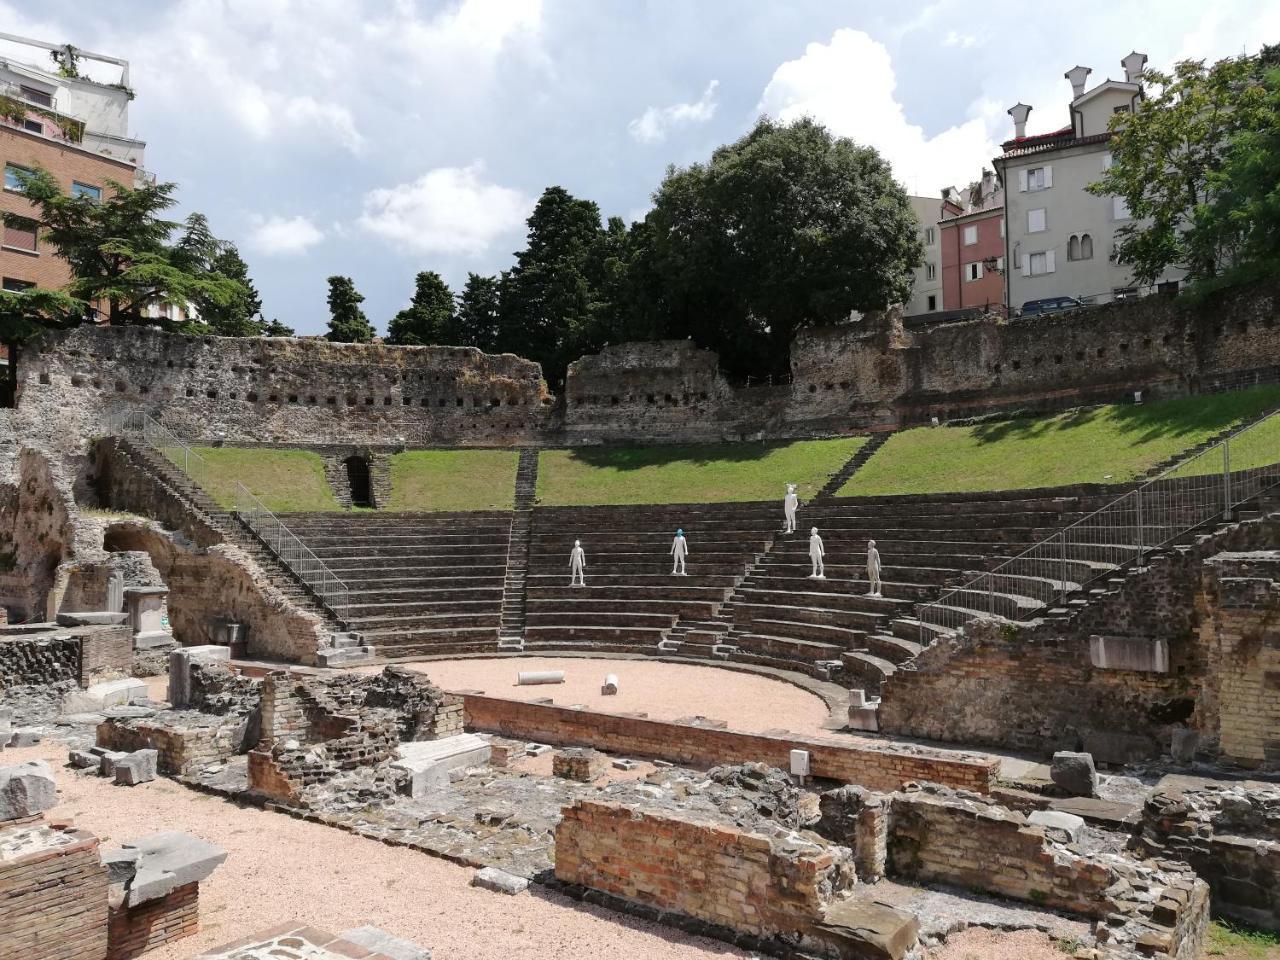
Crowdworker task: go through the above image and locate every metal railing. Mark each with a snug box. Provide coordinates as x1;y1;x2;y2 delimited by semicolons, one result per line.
918;409;1280;640
108;410;350;622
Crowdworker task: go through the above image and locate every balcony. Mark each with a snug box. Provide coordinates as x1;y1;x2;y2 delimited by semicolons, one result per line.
0;81;85;144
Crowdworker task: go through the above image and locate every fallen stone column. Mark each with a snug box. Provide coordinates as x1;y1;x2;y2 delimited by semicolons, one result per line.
517;670;564;686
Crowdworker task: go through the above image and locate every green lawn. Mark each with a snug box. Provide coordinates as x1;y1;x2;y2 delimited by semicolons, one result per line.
388;450;518;511
536;438;866;506
180;447;339;513
840;385;1280;497
1205;920;1280;959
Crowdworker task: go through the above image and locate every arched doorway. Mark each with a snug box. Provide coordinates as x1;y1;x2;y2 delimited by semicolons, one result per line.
344;455;374;508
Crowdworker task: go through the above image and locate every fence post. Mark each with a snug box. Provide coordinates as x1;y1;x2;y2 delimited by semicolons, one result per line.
987;574;994;615
1223;438;1232;520
1136;489;1145;566
1059;532;1067;603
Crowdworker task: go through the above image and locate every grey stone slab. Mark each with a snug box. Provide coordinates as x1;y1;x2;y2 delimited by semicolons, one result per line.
472;866;529;895
0;760;57;820
121;831;228;906
1028;809;1086;844
56;611;128;626
393;735;491;798
7;728;43;748
114;750;158;786
68;749;99;769
168;645;232;708
341;926;432;960
62;678;148;714
102;847;142;884
99;751;129;777
1050;751;1098;798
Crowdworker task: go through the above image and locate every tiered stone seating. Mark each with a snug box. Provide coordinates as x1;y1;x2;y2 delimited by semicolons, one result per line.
283;511;513;657
522;503;779;653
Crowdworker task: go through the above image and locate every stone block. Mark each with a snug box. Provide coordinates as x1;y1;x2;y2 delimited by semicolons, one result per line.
56;611;128;626
167;645;233;708
7;727;42;747
601;674;618;695
0;759;57;820
68;749;99;769
1171;727;1199;763
102;846;142;885
62;677;148;714
821;897;920;960
341;926;432;960
1050;751;1098;798
1028;809;1086;844
99;750;129;777
472;866;529;895
120;831;228;906
393;735;491;798
114;749;158;786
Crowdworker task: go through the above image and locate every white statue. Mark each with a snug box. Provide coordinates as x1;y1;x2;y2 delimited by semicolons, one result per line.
569;539;586;586
783;483;799;533
866;539;882;597
808;527;825;579
671;528;688;576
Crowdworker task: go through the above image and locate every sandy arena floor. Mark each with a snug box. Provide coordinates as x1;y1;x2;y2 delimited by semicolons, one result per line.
359;656;835;738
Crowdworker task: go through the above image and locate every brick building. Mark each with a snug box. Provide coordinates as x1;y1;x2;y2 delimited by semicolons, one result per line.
939;171;1006;313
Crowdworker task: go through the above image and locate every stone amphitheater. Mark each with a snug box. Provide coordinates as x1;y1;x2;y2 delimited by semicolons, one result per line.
3;283;1280;960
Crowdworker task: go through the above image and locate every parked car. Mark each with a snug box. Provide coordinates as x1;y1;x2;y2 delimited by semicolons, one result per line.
1019;296;1086;317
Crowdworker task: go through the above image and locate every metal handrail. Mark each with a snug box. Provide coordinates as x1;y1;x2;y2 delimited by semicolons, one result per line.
107;410;350;622
918;408;1280;640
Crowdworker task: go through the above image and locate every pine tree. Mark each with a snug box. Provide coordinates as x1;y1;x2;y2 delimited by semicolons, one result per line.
325;276;375;343
455;273;501;352
386;271;456;345
263;318;295;337
204;244;266;336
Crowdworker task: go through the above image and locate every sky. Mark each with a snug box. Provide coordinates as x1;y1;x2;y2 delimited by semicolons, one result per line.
5;0;1277;335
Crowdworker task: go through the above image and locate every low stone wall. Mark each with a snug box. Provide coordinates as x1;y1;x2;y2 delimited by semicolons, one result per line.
0;624;131;691
97;715;246;778
79;627;133;685
0;820;108;960
555;798;854;950
106;882;199;960
462;694;998;793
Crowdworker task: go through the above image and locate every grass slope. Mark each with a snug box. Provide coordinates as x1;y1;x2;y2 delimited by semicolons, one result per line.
537;438;866;506
182;447;339;513
388;450;518;511
840;385;1280;497
1205;920;1280;959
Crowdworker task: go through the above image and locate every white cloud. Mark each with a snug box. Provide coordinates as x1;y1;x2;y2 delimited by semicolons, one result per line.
628;81;719;144
245;215;326;256
357;163;533;256
943;30;978;48
758;29;1000;195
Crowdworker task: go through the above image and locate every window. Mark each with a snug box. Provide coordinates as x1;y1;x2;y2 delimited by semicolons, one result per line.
71;182;102;201
1023;250;1057;276
2;277;34;292
1102;152;1113;170
2;215;37;252
22;119;41;133
1113;104;1131;115
18;85;53;108
4;163;33;192
1067;235;1080;261
1080;234;1093;259
927;294;937;311
924;227;936;245
925;262;937;281
1000;218;1005;238
966;262;984;281
1019;165;1053;191
1113;196;1131;220
1027;208;1047;233
996;255;1005;271
963;225;978;245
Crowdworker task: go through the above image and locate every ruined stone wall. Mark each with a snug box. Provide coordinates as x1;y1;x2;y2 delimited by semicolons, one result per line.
17;325;550;459
0;821;108;960
97;713;249;777
106;882;198;960
555;798;854;947
0;624;131;691
462;694;997;792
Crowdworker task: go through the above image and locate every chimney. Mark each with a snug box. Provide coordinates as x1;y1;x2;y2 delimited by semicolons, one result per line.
1122;51;1148;83
1065;65;1092;99
1008;103;1032;139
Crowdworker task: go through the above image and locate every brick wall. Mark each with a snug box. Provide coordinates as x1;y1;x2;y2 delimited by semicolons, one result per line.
555;799;854;945
79;625;132;685
462;694;997;793
106;883;199;960
0;821;108;960
97;717;243;778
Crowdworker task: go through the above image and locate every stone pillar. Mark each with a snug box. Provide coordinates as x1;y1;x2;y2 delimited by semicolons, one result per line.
124;587;175;650
106;571;125;614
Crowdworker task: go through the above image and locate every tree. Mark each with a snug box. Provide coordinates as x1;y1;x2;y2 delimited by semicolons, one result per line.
325;276;375;343
636;117;922;378
203;244;266;336
497;186;608;384
1088;53;1272;284
386;271;456;346
455;273;502;352
263;318;295;337
16;169;246;327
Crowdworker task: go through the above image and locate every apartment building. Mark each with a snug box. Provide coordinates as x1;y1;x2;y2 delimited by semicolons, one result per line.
0;33;147;302
994;52;1182;314
939;171;1005;313
904;195;945;317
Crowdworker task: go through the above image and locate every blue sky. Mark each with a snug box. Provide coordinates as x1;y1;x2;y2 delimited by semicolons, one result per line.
6;0;1277;334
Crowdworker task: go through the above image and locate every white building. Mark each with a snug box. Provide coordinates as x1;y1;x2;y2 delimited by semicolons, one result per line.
994;52;1182;314
904;194;944;317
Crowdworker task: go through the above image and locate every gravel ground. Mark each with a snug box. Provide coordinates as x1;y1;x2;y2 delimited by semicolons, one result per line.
8;740;755;960
925;927;1072;960
359;657;833;737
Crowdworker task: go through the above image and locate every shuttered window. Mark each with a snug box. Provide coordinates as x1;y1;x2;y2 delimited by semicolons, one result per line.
2;216;37;252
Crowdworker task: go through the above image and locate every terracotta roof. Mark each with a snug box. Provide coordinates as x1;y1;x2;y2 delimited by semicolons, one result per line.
999;131;1111;159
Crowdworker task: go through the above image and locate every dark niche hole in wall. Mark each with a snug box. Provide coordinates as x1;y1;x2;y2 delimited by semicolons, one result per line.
345;455;374;508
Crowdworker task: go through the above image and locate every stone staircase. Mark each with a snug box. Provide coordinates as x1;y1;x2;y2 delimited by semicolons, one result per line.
814;433;889;499
110;438;373;667
498;448;539;652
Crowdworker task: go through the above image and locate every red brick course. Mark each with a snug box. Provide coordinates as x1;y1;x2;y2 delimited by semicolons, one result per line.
0;823;109;960
106;883;200;960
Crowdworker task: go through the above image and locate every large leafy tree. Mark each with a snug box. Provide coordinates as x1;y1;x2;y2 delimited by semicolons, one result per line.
1088;53;1272;284
455;273;502;352
16;169;245;327
203;243;266;336
325;275;375;343
636;117;922;378
386;271;456;346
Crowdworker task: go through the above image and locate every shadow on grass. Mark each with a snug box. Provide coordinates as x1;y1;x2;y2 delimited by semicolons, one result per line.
562;441;798;471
